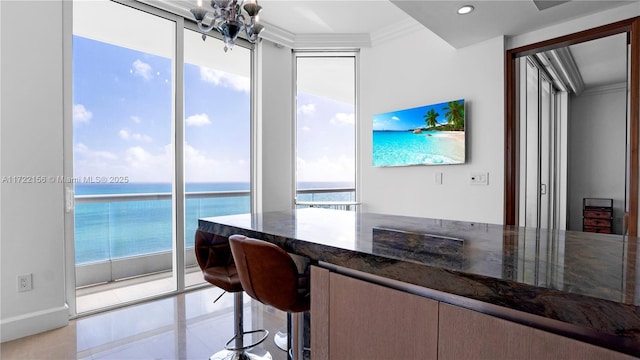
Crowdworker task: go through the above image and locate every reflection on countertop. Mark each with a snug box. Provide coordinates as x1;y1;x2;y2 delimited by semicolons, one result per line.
199;208;639;356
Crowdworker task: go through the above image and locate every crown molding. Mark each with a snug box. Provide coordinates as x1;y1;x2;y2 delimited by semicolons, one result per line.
258;21;296;48
370;19;425;47
260;22;371;49
581;82;628;96
294;33;371;49
137;0;192;18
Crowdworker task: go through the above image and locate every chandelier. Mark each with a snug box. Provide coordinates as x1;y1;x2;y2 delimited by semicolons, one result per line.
190;0;264;52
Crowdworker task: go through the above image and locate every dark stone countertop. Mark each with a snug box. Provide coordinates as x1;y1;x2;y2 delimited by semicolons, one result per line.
198;208;640;356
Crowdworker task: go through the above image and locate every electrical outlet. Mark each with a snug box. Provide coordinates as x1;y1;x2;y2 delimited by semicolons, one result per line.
470;172;489;185
18;274;33;292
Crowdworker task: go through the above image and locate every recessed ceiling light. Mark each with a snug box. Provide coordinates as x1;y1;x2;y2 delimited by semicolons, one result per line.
457;5;475;15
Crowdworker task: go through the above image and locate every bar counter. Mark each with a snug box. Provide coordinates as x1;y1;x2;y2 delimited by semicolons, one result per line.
198;208;640;357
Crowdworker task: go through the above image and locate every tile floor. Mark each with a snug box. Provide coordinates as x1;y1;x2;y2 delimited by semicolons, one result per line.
75;268;205;314
1;285;289;360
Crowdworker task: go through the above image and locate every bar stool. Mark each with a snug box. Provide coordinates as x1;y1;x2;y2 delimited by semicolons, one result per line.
194;230;271;360
228;235;311;360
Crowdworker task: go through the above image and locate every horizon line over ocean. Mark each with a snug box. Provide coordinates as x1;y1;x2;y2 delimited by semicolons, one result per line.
74;181;356;264
74;181;355;195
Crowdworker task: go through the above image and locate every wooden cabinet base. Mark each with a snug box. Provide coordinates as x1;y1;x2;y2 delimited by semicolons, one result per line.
328;272;438;360
438;303;630;360
310;266;631;360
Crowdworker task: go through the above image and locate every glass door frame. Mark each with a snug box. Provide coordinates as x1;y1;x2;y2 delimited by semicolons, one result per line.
64;0;257;317
504;17;640;236
291;50;360;207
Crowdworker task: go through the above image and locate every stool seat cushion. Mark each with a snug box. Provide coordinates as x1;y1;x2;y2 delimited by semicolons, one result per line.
202;265;242;292
195;230;243;292
230;235;310;313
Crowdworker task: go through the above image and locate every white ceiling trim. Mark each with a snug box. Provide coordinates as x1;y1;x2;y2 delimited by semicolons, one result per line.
259;21;296;48
293;33;371;49
263;18;425;49
137;0;191;18
581;82;628;96
370;20;425;47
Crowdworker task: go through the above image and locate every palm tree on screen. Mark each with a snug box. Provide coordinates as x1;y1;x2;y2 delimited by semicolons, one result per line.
424;109;439;129
444;100;464;130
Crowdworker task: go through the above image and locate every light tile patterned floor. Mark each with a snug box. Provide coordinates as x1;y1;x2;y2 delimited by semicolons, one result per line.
1;286;289;360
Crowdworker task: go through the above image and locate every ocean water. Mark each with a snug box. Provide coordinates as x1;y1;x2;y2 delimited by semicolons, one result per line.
372;131;465;167
74;182;353;264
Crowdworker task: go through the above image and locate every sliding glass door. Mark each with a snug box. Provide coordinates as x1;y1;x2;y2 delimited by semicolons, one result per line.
519;58;558;230
71;0;254;313
183;28;252;286
73;0;177;312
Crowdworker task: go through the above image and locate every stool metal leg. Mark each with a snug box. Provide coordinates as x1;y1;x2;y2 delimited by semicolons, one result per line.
210;292;272;360
274;330;287;351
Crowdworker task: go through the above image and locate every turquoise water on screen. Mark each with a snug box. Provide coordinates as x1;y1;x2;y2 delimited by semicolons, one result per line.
372;131;465;166
74;182;353;264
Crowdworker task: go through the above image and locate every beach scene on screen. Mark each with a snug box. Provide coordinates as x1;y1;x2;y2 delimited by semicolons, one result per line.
372;99;466;167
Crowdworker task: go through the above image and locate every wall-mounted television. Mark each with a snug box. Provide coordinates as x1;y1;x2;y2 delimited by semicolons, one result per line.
372;99;466;167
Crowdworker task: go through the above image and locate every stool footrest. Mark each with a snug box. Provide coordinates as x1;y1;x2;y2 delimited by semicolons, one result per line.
224;329;269;351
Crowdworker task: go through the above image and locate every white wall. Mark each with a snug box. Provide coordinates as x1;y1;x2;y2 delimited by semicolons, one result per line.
567;85;628;233
258;40;294;212
359;29;506;224
0;0;69;342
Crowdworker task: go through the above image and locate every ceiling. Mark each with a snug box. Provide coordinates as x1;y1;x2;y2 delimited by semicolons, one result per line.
160;0;637;90
390;0;634;48
169;1;635;47
567;33;628;90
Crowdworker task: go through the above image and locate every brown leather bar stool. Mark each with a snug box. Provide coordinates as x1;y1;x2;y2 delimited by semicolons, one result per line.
229;235;310;360
194;230;271;360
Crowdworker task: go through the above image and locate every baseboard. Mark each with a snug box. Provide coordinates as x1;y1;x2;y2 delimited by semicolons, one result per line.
0;304;69;343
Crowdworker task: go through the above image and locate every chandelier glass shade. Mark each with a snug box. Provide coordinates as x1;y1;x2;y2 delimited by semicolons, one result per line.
190;0;264;52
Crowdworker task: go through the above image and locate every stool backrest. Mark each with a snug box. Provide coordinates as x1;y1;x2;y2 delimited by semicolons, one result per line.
229;235;309;313
194;230;234;271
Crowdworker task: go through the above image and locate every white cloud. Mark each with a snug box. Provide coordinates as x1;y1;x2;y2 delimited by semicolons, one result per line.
200;66;250;93
125;146;152;163
74;141;249;183
73;104;93;123
119;129;152;143
330;112;354;125
130;116;141;123
74;143;117;160
185;113;212;127
184;143;249;182
132;59;153;81
74;142;172;183
391;116;400;121
132;133;152;142
298;103;316;115
296;155;355;182
119;145;172;182
302;126;311;132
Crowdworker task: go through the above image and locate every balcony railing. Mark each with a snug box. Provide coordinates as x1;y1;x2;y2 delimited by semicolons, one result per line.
74;187;354;287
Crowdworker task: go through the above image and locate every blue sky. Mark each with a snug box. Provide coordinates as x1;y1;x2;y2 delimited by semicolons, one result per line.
296;93;355;183
372;100;461;131
73;35;354;184
73;35;251;183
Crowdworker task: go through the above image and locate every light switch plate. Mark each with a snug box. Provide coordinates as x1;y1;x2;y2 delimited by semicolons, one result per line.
470;172;489;185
